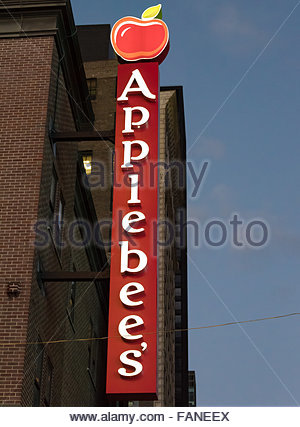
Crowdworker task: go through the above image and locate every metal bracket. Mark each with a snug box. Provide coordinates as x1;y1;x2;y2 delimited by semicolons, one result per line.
51;130;115;144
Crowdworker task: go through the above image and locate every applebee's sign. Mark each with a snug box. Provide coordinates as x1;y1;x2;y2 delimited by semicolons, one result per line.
106;4;169;400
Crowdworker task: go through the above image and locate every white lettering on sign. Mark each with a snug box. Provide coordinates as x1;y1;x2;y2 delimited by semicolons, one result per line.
117;69;156;101
120;241;147;274
127;174;141;205
120;282;145;307
122;211;145;233
121;140;149;169
118;315;144;340
118;350;143;377
123;106;150;134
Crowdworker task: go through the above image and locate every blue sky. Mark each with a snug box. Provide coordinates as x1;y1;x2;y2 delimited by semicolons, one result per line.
71;0;300;406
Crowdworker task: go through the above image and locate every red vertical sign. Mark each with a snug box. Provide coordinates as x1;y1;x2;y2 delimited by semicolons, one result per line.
106;62;159;400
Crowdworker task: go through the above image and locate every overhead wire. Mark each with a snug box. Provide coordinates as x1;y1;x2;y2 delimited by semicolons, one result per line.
0;312;298;347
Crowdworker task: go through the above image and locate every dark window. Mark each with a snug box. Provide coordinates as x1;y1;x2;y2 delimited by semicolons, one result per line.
175;288;181;297
175;275;181;285
68;264;76;326
33;340;44;406
87;78;97;100
37;257;45;296
57;194;64;251
49;167;57;212
88;320;97;386
175;315;181;326
44;357;53;406
175;301;181;311
52;141;57;157
69;281;76;322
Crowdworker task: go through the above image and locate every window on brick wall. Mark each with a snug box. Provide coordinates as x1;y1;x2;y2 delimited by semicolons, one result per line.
37;256;46;297
48;167;65;261
57;193;64;253
48;117;57;157
81;151;93;175
44;356;53;407
69;280;76;323
33;340;44;406
87;78;97;100
175;301;182;311
88;319;98;388
175;287;181;298
49;167;57;213
67;264;76;327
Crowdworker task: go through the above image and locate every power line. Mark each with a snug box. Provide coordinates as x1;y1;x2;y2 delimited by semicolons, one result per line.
0;312;299;347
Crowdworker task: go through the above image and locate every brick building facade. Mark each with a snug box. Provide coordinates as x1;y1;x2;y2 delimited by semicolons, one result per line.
0;0;108;406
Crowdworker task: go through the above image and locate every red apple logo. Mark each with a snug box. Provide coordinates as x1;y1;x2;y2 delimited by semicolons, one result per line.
111;4;169;64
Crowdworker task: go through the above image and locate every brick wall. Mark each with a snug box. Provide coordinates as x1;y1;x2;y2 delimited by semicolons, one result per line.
0;36;54;406
0;32;108;406
20;41;108;407
20;40;78;406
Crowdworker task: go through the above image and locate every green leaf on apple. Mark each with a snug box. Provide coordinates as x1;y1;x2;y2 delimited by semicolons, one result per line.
141;4;162;20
